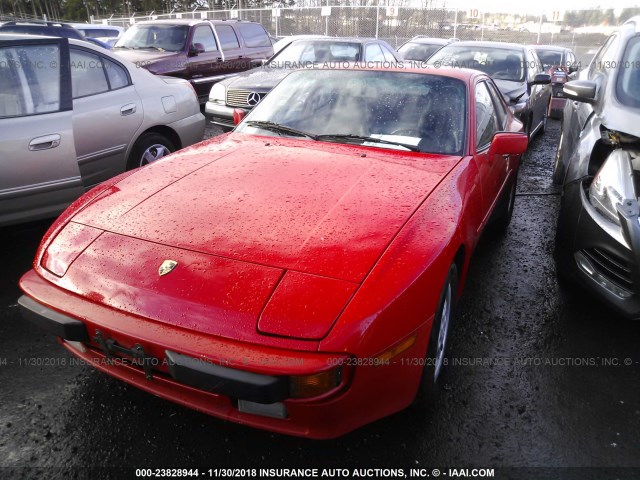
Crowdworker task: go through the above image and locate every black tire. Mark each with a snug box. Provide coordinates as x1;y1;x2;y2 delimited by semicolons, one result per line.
491;176;517;233
414;263;459;407
127;132;176;170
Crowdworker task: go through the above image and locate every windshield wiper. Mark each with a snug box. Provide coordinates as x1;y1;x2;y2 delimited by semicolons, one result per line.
245;121;318;140
316;134;420;152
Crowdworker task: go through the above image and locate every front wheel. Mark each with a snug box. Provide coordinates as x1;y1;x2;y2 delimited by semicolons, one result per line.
127;132;176;170
414;263;459;406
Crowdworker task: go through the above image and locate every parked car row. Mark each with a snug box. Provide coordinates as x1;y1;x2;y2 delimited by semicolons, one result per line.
5;14;635;440
17;64;529;439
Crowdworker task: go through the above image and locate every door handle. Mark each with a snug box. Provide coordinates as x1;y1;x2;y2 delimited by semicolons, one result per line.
29;134;61;151
216;57;223;62
120;104;137;116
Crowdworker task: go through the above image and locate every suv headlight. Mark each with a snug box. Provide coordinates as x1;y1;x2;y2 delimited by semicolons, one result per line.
588;149;637;226
209;82;226;103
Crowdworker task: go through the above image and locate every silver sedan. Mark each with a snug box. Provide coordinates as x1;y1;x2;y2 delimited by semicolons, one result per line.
0;34;205;227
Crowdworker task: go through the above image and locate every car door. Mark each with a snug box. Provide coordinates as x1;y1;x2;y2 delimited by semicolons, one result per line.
527;49;547;131
474;80;507;225
69;46;144;188
212;24;246;75
0;37;83;226
186;23;224;99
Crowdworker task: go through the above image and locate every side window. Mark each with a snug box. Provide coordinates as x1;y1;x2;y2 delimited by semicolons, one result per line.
0;44;60;117
526;50;538;82
215;25;240;50
237;23;271;48
486;81;507;130
192;25;218;52
381;45;397;62
70;48;130;98
70;49;108;98
475;81;498;150
365;44;384;62
589;35;617;77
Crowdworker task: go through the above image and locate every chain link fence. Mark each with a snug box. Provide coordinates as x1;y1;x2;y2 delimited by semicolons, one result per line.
92;6;612;67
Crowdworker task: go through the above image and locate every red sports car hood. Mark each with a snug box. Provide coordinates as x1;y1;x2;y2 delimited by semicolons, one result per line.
73;134;459;283
46;135;461;343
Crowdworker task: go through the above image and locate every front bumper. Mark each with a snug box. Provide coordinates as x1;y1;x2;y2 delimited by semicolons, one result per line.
19;269;428;438
204;101;238;129
555;181;640;319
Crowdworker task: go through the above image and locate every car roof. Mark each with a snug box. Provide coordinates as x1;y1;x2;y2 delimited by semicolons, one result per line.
530;45;569;52
623;15;640;32
135;19;256;27
290;37;382;44
442;40;526;51
71;23;124;31
405;37;449;45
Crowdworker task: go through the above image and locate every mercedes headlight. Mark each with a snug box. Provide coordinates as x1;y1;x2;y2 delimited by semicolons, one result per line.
209;82;226;103
588;149;638;226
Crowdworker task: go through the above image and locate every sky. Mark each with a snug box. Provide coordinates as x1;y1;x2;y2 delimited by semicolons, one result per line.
437;0;640;15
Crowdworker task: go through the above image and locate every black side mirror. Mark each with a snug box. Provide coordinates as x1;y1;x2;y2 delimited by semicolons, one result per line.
563;80;597;104
530;73;551;86
250;59;268;68
188;43;205;57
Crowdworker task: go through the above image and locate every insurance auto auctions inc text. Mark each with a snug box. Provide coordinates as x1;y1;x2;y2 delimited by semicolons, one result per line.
255;468;495;478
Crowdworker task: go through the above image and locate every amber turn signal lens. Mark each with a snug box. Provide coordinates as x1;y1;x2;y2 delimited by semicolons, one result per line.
376;335;417;363
290;368;342;399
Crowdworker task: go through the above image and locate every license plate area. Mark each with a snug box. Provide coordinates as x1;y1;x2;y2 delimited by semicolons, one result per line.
93;329;156;380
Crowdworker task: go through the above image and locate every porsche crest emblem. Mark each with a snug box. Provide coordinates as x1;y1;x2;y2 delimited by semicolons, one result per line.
158;260;178;276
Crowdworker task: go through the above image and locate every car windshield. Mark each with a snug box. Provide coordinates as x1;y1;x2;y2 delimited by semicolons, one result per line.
114;24;188;52
398;42;443;61
535;49;564;69
428;45;525;82
616;35;640;108
269;41;361;65
236;69;467;155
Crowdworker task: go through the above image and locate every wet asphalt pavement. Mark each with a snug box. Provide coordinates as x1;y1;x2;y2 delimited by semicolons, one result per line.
1;120;639;479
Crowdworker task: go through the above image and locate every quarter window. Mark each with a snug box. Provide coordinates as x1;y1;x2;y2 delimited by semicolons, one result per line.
237;23;271;48
105;59;129;89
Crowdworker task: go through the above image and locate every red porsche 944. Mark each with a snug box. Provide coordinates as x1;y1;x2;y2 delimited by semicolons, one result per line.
19;67;526;438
